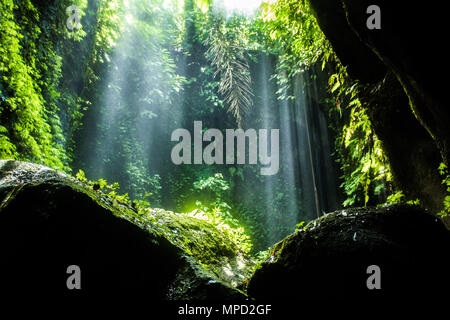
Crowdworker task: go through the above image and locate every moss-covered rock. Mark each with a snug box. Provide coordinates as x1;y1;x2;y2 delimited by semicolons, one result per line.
247;204;450;302
308;0;450;213
144;208;255;287
0;159;249;299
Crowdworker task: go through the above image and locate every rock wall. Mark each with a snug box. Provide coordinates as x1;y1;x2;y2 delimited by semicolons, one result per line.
308;0;449;212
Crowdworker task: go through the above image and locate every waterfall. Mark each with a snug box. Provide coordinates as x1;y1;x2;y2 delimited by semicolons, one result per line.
294;68;339;218
299;74;321;219
242;54;339;248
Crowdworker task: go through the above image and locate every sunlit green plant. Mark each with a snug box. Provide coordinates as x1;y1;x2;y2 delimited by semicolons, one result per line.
258;0;329;98
294;221;306;232
191;173;252;253
75;169;135;206
75;169;252;252
186;207;252;254
0;0;76;171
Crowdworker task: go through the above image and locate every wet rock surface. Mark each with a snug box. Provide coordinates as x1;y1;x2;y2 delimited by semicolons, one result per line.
3;160;449;306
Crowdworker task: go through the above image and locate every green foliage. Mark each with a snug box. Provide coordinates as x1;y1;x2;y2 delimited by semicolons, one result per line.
186;208;252;254
0;0;72;171
438;163;450;217
191;173;252;253
75;169;134;206
193;173;229;198
204;16;255;128
194;0;211;13
259;0;400;207
294;221;306;232
2;0;414;256
337;96;394;207
76;167;251;253
260;0;327;65
258;0;329;98
254;249;270;262
385;191;405;204
326;60;406;207
68;0;184;201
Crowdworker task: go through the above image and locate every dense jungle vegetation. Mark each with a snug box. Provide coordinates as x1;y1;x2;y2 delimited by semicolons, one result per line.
1;0;444;254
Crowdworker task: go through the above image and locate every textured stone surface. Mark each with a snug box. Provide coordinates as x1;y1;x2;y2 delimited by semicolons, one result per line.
248;204;450;302
308;0;449;212
0;160;245;300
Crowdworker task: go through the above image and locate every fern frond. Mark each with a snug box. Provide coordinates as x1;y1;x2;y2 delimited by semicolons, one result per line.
205;21;253;128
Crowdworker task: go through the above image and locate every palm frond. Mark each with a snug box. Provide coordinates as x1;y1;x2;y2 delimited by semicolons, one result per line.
205;21;253;128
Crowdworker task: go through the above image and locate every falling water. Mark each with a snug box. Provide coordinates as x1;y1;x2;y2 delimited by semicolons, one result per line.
294;69;339;218
277;85;301;232
237;54;340;248
259;55;276;244
248;55;339;246
257;54;300;245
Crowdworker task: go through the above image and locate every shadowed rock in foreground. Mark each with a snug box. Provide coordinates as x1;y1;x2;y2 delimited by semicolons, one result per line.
0;160;247;299
248;205;450;302
3;160;449;306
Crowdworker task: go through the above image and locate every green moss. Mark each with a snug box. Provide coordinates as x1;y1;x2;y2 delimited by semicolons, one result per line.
0;160;254;289
69;176;255;288
69;169;256;287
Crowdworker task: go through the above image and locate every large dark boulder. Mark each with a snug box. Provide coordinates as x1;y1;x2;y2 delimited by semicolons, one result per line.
0;160;246;300
248;205;450;303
